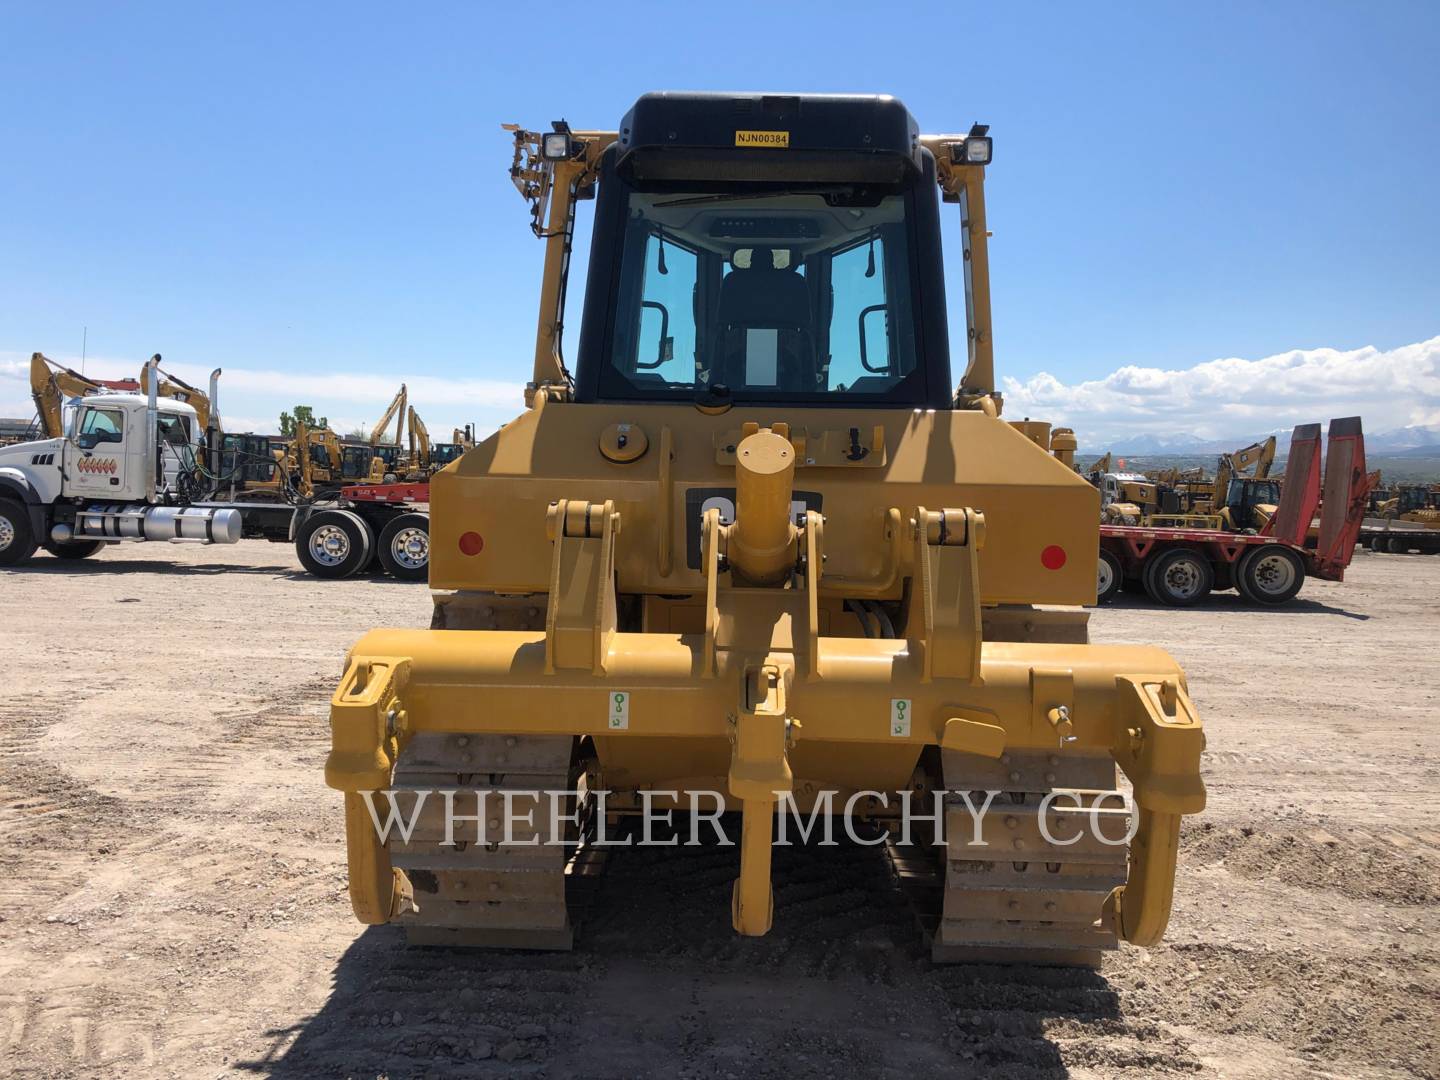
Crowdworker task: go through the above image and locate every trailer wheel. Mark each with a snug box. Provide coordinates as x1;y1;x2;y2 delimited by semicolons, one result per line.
1369;535;1386;553
1096;548;1123;604
1237;545;1305;605
1143;548;1213;606
0;500;38;567
377;513;429;581
42;539;106;560
1386;537;1408;554
296;509;372;579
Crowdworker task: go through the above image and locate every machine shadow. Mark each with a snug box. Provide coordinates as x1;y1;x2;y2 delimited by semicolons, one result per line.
4;559;423;584
1097;592;1370;619
3;558;293;577
244;828;1122;1078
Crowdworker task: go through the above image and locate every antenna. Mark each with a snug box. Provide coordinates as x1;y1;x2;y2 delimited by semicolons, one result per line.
81;326;88;375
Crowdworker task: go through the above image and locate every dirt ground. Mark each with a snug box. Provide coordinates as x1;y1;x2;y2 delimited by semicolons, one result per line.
1;542;1437;1080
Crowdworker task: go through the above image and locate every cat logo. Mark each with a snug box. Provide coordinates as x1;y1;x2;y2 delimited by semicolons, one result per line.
77;457;118;475
735;130;789;149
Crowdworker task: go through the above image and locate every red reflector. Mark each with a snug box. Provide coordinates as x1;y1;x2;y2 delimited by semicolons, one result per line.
1040;545;1067;570
459;531;484;556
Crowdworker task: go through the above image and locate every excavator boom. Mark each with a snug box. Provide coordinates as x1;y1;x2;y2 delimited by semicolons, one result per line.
29;352;106;438
406;405;431;471
370;385;408;448
139;360;219;432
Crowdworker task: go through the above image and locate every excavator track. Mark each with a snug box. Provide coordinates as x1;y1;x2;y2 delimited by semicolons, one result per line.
926;748;1130;967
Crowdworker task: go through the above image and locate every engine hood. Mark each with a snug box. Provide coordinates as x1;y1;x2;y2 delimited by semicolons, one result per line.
0;436;63;464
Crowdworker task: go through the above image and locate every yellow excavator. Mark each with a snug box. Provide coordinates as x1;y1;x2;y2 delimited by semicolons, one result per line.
402;406;470;474
1152;436;1279;531
405;405;430;475
1108;437;1281;531
138;362;220;434
324;93;1205;966
366;385;409;482
28;353;109;438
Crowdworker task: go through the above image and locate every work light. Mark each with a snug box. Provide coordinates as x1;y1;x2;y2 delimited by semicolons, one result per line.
542;131;573;160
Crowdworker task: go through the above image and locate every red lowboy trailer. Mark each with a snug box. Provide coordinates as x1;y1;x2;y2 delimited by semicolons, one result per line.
1096;418;1375;606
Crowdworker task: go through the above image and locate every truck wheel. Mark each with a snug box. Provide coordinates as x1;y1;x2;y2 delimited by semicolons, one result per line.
1096;548;1123;604
377;513;429;581
1237;546;1305;605
43;539;106;560
0;501;39;567
297;509;373;579
1143;549;1213;606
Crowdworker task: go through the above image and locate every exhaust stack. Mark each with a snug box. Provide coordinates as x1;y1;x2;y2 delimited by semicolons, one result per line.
144;354;160;504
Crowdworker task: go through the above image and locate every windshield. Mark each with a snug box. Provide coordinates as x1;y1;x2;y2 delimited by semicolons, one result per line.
597;187;923;402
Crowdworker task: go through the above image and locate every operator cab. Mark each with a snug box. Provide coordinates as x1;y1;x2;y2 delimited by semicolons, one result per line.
1224;477;1282;530
575;93;953;409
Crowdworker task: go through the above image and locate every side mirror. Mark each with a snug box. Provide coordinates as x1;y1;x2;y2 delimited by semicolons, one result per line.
75;432;100;450
637;301;672;370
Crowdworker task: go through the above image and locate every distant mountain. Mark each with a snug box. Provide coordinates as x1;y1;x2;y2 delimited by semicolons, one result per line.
1083;433;1207;455
1077;420;1440;457
1366;424;1440;452
1382;444;1440;459
1078;432;1279;456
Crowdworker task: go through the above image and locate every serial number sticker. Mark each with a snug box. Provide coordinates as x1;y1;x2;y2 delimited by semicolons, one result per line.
890;698;911;737
735;129;789;148
609;691;630;730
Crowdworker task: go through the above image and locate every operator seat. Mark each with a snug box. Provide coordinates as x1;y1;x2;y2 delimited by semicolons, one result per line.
714;247;816;391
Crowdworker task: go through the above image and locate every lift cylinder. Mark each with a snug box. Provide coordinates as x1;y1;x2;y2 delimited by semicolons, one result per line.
727;430;799;586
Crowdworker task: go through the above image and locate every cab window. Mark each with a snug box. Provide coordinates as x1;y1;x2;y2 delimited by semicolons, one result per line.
157;413;191;446
78;407;124;444
601;188;920;402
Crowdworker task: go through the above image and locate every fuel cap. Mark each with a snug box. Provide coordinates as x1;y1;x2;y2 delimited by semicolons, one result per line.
599;422;648;463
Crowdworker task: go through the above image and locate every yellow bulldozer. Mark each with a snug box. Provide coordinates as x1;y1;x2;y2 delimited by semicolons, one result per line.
325;93;1205;965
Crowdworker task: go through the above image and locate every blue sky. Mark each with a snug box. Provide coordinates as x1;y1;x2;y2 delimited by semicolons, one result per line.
2;1;1437;442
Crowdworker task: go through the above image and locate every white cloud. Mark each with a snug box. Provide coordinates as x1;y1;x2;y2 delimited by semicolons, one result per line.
1001;336;1440;444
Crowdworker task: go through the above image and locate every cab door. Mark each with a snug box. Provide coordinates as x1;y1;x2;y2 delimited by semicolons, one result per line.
64;404;130;499
156;411;194;492
1101;477;1118;508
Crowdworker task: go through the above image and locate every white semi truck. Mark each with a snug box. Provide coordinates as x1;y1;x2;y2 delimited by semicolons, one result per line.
0;357;430;579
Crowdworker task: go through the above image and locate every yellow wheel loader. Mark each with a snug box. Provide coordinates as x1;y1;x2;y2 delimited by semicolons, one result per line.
326;93;1205;965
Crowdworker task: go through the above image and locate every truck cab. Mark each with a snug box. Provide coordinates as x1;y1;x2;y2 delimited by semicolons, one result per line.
0;383;239;566
1097;471;1161;521
53;393;200;502
0;391;198;506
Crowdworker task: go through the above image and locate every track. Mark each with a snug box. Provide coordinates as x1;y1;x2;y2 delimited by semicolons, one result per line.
388;732;590;948
900;749;1129;966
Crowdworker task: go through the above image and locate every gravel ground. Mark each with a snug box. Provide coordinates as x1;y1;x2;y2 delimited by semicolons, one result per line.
0;542;1436;1079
